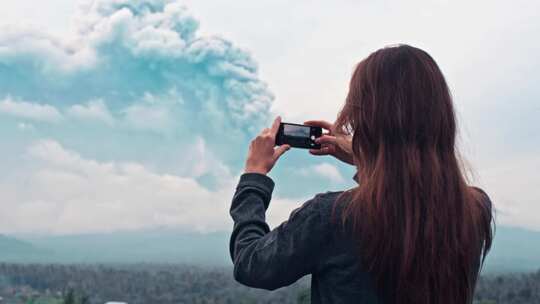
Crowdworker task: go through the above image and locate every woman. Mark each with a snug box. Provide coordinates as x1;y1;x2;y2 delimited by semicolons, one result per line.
229;45;493;304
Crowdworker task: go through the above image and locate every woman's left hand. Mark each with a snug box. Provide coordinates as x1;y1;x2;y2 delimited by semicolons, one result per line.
244;116;291;175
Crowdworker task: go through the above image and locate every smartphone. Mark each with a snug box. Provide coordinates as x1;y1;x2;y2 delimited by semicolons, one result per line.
275;122;322;149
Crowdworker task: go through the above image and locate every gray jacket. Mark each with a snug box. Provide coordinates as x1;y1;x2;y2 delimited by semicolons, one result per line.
229;173;489;303
229;173;381;303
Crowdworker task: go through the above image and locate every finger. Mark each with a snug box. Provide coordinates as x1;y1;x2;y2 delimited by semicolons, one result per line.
309;149;328;155
261;128;270;135
315;135;338;145
273;144;290;160
304;120;333;131
309;147;331;155
270;116;281;137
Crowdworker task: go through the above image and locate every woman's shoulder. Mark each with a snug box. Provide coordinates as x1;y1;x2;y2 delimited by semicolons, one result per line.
313;190;346;202
306;190;347;209
469;186;493;210
470;186;489;196
293;190;351;225
468;186;495;232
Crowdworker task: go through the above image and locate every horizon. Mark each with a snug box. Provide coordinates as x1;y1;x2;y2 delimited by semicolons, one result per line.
1;225;539;275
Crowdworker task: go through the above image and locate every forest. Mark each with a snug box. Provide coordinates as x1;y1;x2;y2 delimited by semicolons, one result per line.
0;263;538;304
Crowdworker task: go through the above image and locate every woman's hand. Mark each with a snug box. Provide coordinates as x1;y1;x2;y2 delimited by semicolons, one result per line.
304;120;355;166
244;116;291;175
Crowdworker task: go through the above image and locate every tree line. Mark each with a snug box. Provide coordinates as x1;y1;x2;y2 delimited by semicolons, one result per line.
0;263;538;303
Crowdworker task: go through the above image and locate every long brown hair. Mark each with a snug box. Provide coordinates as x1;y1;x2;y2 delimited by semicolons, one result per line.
335;45;493;303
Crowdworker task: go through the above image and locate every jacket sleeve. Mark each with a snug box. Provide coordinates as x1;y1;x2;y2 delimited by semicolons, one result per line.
229;173;328;290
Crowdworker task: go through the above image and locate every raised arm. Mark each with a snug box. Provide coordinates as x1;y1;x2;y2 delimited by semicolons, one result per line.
229;173;329;290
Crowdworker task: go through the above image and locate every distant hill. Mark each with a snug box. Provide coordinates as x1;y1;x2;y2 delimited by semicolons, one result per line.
13;229;231;265
3;226;539;273
0;234;46;261
483;226;540;273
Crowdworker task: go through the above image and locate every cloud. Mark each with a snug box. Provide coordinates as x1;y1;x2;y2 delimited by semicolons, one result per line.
0;0;273;171
1;139;231;234
0;0;352;235
121;102;173;131
0;0;272;129
300;163;345;183
180;137;232;180
17;122;36;131
0;97;63;123
0;0;279;200
479;155;540;231
312;163;345;183
67;99;114;125
0;139;300;234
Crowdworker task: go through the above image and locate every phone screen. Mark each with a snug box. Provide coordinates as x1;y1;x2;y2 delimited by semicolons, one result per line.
283;124;310;138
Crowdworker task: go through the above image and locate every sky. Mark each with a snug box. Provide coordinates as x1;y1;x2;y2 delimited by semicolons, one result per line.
0;0;538;235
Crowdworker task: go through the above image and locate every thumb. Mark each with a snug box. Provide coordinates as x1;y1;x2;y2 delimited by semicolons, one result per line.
273;144;291;161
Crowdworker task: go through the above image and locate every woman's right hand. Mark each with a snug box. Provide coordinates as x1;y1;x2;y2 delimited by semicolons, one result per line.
304;120;355;166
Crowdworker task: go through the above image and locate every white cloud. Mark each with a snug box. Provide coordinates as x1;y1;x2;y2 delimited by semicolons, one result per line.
0;139;301;234
300;163;345;183
0;139;231;234
0;98;63;123
479;155;540;231
0;0;272;137
312;163;345;183
67;99;114;125
17;122;35;131
121;103;173;132
0;0;273;179
181;137;232;180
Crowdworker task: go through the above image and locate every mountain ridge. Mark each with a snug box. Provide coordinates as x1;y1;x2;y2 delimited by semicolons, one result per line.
2;226;539;274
